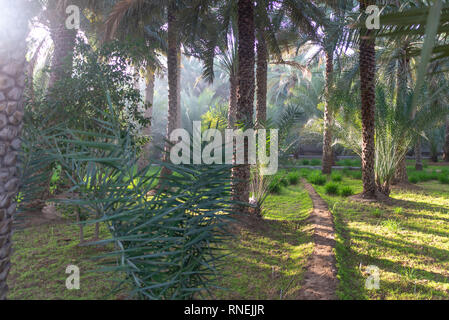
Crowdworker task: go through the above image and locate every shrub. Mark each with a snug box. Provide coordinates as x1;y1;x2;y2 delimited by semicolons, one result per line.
371;208;383;217
438;174;449;184
340;186;354;197
409;174;419;184
381;219;402;232
280;176;289;187
311;159;321;166
268;178;283;194
287;171;300;185
325;182;339;195
350;171;362;180
331;172;343;182
307;171;327;185
301;159;310;165
299;168;311;178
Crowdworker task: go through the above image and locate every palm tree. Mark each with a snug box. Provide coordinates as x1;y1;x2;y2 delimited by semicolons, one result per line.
359;0;377;198
103;0;166;169
256;29;268;127
43;0;78;88
444;116;449;161
233;0;255;213
0;0;34;300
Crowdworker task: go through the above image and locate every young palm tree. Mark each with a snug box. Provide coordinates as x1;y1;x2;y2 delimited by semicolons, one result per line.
0;0;34;300
359;0;377;198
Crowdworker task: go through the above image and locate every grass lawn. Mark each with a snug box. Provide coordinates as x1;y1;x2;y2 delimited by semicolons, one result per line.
7;221;122;300
313;175;449;300
214;183;314;299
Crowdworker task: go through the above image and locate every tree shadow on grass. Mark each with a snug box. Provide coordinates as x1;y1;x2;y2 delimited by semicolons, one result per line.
214;217;314;300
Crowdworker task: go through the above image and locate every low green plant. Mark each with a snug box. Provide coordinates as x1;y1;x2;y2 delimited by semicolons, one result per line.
280;176;289;187
310;159;321;166
287;171;300;185
268;178;283;194
331;172;343;182
381;219;402;232
371;208;383;218
350;171;362;180
299;168;311;178
301;159;310;165
438;174;449;184
325;182;339;195
340;186;354;197
307;171;327;186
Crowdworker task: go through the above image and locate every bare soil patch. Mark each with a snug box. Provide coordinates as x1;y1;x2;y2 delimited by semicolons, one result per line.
298;179;338;300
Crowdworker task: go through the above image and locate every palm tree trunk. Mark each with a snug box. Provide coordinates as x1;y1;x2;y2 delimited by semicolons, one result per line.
138;68;155;170
415;137;423;171
394;157;408;184
161;5;179;175
393;47;409;184
233;0;255;214
0;2;29;300
47;6;77;89
359;1;377;198
256;31;267;127
443;116;449;162
227;74;238;128
322;50;334;175
176;45;182;129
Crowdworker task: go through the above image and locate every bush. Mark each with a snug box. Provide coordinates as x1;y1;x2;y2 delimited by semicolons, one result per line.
438;174;449;184
301;159;310;165
307;171;327;185
331;172;343;182
280;177;289;187
325;182;339;195
299;168;311;178
409;174;419;184
310;159;321;166
268;178;283;194
287;171;300;185
340;186;354;197
348;170;362;180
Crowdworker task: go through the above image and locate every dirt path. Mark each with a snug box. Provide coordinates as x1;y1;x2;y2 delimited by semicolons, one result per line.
298;179;338;300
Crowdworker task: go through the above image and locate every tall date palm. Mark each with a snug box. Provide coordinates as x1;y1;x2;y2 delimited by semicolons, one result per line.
359;0;377;198
0;0;34;300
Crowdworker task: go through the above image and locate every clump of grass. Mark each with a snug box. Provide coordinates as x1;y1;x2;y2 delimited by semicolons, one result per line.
409;174;420;184
340;186;354;197
331;172;343;182
438;174;449;185
307;171;327;186
299;168;311;178
371;208;383;218
280;176;289;187
345;170;362;180
394;207;403;214
381;219;402;232
287;171;300;185
268;178;283;194
325;182;340;195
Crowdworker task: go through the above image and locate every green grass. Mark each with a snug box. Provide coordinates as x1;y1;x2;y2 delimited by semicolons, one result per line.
8;222;124;300
315;179;449;300
215;184;314;299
